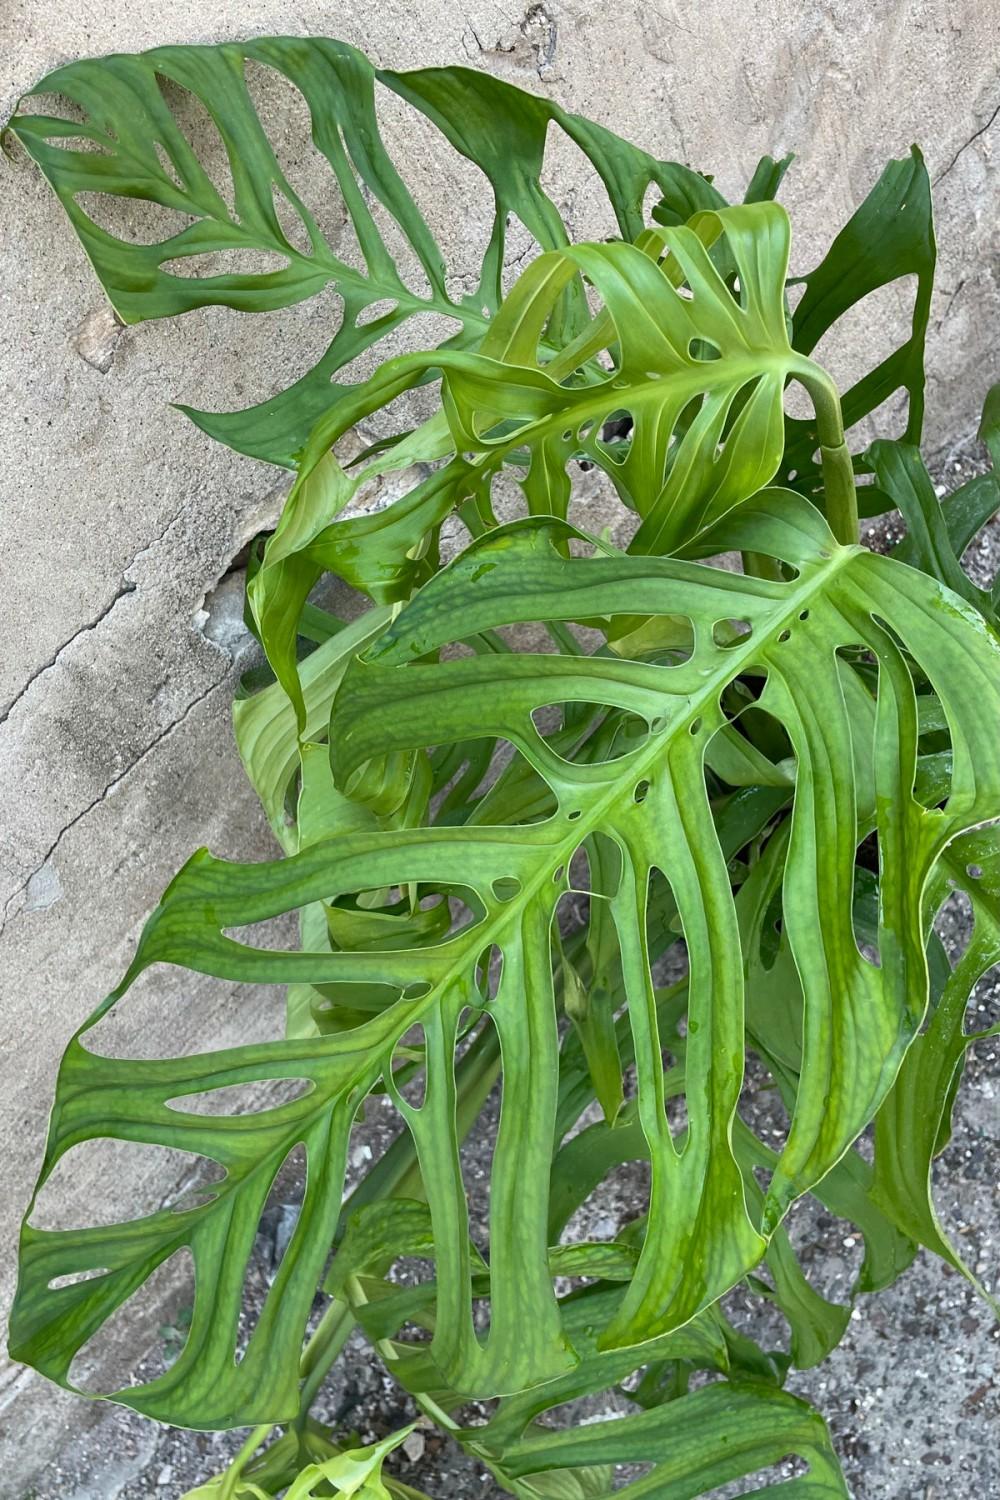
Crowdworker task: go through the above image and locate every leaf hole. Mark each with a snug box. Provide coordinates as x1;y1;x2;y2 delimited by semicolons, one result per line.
48;1266;112;1292
356;297;401;328
270;182;316;258
738;1053;792;1160
713;618;753;648
391;1023;428;1110
82;970;289;1062
476;944;504;1004
492;876;522;903
687;335;722;361
934;887;974;971
244;1144;308;1310
66;1246;195;1396
29;1140;225;1232
697;1458;810;1496
166;1078;312;1116
72;190;196;246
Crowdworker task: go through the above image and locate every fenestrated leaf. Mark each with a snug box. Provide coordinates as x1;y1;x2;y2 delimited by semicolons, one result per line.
332;492;1000;1344
13;491;1000;1423
478;1379;847;1497
871;824;1000;1305
247;203;857;721
781;146;935;495
7;38;727;465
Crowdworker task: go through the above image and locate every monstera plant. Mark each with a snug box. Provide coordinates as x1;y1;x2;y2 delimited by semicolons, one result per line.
6;35;1000;1499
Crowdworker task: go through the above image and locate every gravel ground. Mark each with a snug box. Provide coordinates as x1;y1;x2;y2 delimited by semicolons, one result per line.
14;448;1000;1500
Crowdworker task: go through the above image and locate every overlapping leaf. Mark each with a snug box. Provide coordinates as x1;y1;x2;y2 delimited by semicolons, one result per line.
781;146;936;496
9;36;1000;1498
12;490;1000;1426
246;202;859;723
481;1380;848;1497
6;38;735;464
871;822;1000;1299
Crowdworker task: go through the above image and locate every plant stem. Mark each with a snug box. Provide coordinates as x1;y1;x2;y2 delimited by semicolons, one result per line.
218;1424;273;1500
792;357;859;546
295;1296;355;1429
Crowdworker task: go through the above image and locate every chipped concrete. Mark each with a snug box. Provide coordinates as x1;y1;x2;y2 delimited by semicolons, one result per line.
71;305;124;376
1;2;999;1495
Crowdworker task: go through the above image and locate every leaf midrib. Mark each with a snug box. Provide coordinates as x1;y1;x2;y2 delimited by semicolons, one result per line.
65;542;853;1300
297;541;855;1154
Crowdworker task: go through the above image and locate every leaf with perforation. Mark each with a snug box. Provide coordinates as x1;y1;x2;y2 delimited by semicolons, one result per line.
317;1198;842;1496
246;202;854;722
12;490;1000;1427
476;1379;848;1498
870;823;1000;1307
6;37;734;465
780;146;935;499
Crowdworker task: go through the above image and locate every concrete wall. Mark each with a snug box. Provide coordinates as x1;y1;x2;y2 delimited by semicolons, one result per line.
1;0;998;1488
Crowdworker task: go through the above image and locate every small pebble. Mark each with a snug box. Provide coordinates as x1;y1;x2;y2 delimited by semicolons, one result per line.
403;1431;426;1463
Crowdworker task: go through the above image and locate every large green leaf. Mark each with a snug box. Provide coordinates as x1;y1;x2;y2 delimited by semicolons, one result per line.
481;1379;847;1497
871;823;1000;1301
13;490;1000;1425
781;147;935;496
246;203;858;723
6;38;735;465
314;1199;843;1496
11;32;993;1498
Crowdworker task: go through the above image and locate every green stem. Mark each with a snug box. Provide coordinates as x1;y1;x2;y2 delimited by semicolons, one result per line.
792;357;859;546
218;1423;273;1500
295;1296;355;1430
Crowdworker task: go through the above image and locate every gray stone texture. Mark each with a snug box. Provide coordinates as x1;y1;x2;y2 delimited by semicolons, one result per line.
1;2;999;1495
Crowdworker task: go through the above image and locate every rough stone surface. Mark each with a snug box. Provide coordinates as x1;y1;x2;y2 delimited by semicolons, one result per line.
2;3;999;1496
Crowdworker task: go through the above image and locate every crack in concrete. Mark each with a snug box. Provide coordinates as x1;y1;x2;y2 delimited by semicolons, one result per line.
935;276;968;332
466;2;557;78
935;99;1000;185
0;503;187;728
517;3;557;80
461;17;487;58
0;582;137;728
0;670;228;936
